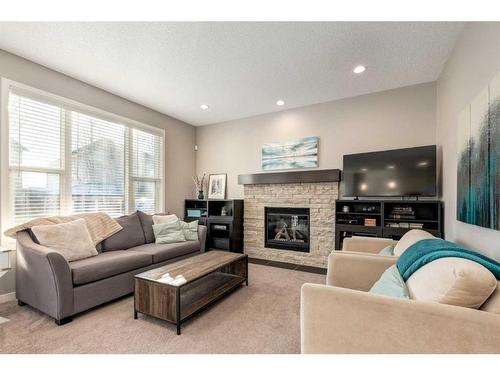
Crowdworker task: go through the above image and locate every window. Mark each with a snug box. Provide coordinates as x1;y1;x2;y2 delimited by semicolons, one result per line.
5;85;164;226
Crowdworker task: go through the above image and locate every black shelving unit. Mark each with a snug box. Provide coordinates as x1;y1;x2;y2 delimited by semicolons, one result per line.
184;199;208;225
335;199;443;250
184;199;244;253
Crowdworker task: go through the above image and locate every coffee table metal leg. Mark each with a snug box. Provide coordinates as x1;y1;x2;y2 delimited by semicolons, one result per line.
134;310;138;320
176;287;181;335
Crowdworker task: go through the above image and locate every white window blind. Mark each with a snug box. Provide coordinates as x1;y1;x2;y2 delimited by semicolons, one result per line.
8;94;63;224
6;88;163;225
71;111;126;217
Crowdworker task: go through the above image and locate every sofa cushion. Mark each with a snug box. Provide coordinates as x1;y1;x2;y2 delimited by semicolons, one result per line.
406;257;497;309
369;265;410;299
137;211;173;244
180;220;199;241
71;250;152;285
31;219;98;262
378;245;395;256
153;214;178;225
393;229;435;256
136;211;155;244
129;241;200;263
153;220;186;244
480;281;500;314
101;212;145;251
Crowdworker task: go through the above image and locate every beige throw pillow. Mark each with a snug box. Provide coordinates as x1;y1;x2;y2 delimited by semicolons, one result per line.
31;218;98;262
480;281;500;314
393;229;436;256
153;214;178;225
406;258;497;309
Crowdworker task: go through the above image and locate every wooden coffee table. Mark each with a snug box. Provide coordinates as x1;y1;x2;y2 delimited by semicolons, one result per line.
134;251;248;334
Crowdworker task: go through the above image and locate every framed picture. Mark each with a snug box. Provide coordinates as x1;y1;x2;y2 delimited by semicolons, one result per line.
261;136;318;171
208;173;227;200
456;70;499;231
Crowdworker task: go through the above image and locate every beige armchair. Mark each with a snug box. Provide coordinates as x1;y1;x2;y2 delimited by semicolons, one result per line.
301;251;500;353
342;236;397;254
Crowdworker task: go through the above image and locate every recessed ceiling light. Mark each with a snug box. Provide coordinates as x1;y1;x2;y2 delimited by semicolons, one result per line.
200;104;209;110
353;65;367;74
276;100;285;106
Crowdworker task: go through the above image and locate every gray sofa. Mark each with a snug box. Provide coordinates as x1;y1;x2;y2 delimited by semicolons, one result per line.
15;211;207;325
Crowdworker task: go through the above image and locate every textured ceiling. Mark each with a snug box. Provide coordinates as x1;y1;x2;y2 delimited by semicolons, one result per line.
0;22;463;126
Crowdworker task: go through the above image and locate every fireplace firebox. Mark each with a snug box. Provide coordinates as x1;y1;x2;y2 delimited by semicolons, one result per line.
265;207;310;252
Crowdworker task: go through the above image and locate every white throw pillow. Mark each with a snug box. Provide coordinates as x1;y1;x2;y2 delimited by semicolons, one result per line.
153;214;178;225
406;258;497;309
31;219;98;262
480;281;500;314
393;229;436;256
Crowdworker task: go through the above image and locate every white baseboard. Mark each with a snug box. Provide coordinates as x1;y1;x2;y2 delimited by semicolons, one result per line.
0;291;16;304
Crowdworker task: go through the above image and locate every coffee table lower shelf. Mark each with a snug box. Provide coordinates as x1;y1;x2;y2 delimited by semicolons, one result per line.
134;269;247;334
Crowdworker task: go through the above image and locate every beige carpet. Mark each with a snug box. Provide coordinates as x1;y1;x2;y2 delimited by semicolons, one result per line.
0;264;324;354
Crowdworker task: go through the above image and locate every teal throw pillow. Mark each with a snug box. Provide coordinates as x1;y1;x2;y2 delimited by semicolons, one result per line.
369;265;410;299
153;220;186;244
378;245;395;256
180;220;199;241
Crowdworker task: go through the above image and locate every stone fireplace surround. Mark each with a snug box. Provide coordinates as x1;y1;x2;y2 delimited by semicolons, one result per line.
242;172;339;268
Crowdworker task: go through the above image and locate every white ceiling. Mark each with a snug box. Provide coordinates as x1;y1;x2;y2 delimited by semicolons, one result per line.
0;22;463;126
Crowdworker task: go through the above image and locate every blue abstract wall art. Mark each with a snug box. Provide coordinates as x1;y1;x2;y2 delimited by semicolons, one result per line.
457;71;499;231
262;136;318;171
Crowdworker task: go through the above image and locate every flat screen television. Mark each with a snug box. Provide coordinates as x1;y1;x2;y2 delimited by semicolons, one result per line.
343;145;437;197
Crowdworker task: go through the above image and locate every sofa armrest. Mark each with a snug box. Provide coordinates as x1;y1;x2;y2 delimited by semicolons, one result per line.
327;251;396;291
342;236;398;254
16;230;74;320
301;283;500;353
198;225;207;252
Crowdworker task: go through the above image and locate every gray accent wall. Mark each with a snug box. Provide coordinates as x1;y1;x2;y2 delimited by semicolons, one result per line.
0;49;196;296
195;82;437;199
436;22;500;260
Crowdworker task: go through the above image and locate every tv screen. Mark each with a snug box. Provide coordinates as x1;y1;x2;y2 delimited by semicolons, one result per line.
343;145;437;197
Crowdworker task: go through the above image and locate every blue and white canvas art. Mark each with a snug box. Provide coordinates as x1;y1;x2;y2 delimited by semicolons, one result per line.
457;71;499;231
261;136;318;171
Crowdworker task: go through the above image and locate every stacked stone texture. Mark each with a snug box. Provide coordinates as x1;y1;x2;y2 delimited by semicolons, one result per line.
243;182;338;267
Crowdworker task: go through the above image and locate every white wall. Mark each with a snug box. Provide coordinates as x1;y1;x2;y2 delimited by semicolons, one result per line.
0;49;196;296
436;22;500;260
196;82;437;199
0;49;196;219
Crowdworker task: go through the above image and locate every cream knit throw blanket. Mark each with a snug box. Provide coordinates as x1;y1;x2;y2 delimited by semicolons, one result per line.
4;212;122;245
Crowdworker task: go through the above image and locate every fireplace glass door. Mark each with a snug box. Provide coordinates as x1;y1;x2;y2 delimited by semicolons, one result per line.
265;207;310;252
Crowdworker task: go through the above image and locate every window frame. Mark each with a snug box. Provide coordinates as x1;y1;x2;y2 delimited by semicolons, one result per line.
1;78;165;242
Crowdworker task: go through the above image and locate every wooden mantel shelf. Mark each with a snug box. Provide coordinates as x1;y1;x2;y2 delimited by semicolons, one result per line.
237;169;341;185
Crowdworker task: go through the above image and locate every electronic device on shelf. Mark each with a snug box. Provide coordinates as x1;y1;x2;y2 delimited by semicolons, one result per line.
337;218;360;225
343;145;437;197
335;199;443;250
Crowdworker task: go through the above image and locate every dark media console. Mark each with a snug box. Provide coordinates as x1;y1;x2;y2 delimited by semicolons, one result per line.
184;199;244;253
335;199;443;250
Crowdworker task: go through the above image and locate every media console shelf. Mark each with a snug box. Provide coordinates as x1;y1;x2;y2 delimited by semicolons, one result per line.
335;199;443;250
184;199;244;253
